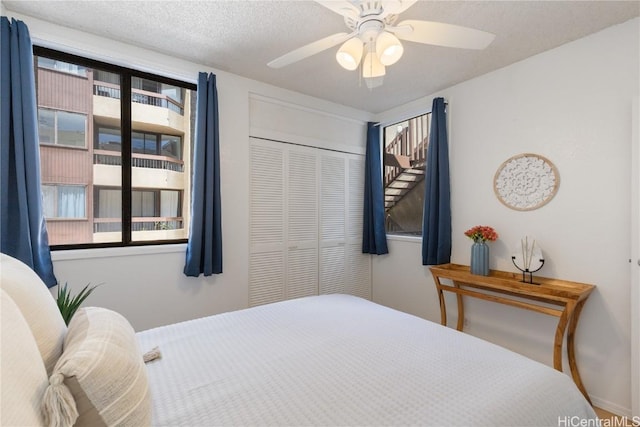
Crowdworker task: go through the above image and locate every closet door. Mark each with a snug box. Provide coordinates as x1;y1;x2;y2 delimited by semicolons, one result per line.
250;138;371;305
286;147;319;299
249;140;285;306
319;153;346;294
319;152;371;297
249;139;319;306
345;156;371;299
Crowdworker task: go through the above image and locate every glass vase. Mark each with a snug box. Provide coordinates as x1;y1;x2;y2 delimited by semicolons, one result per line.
470;241;489;276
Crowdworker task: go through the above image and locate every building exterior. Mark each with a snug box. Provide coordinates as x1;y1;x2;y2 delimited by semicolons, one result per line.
35;57;193;246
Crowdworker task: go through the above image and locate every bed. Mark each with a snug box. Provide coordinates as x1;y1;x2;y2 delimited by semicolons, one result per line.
1;253;597;426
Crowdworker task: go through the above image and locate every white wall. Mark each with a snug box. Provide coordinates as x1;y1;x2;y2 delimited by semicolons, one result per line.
4;11;372;332
373;18;640;415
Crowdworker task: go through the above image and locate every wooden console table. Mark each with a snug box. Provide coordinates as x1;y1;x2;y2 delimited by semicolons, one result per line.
429;263;595;403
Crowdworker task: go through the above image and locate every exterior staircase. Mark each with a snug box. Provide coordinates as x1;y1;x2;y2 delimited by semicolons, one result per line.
384;116;430;211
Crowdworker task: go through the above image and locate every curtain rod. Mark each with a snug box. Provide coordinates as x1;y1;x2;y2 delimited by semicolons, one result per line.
373;100;447;127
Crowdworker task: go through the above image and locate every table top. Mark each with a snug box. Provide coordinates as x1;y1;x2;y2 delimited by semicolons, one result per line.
429;263;595;302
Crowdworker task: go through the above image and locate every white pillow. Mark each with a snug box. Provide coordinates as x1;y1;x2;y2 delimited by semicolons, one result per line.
42;307;151;427
0;289;48;426
0;253;67;375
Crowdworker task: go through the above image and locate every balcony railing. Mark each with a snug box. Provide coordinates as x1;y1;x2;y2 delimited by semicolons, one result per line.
93;217;183;233
94;150;184;173
384;115;430;187
93;81;184;115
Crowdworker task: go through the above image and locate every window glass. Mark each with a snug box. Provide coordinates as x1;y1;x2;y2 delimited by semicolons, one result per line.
160;190;180;217
38;108;55;145
161;135;181;159
161;83;183;104
35;48;194;247
97;127;121;152
57;111;86;147
41;185;56;218
41;184;86;218
383;112;431;236
132;190;157;217
144;133;158;155
36;51;121;245
38;108;87;147
37;57;87;77
95;188;121;233
58;186;86;218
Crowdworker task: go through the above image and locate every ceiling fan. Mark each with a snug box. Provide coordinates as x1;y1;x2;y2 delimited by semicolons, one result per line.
267;0;495;88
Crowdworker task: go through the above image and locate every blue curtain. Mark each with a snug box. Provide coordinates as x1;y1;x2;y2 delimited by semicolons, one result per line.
362;122;388;255
422;97;451;265
1;17;57;287
184;72;222;276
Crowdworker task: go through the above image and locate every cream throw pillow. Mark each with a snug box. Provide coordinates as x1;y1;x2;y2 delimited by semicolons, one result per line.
42;307;151;427
1;289;49;426
0;253;67;375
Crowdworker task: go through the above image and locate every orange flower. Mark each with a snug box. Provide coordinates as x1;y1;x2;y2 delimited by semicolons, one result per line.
464;225;498;243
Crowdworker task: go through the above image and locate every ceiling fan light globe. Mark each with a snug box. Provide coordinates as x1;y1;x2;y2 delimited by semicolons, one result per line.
336;38;363;71
362;51;386;78
376;31;403;66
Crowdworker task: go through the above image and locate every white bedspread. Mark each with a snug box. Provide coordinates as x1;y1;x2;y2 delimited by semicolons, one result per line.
137;294;596;426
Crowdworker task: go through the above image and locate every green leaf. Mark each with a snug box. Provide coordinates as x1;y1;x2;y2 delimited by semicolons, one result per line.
56;282;103;325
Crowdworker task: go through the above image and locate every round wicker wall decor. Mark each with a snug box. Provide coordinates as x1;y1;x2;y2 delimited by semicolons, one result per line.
493;153;559;211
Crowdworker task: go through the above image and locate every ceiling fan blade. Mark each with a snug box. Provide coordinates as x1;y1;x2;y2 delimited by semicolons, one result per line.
267;32;353;69
382;0;418;15
314;0;360;19
393;20;495;50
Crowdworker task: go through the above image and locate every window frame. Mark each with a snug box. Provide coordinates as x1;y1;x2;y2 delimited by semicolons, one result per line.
34;46;196;251
382;111;432;238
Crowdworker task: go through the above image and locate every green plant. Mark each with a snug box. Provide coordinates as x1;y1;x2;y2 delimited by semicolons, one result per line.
56;282;102;325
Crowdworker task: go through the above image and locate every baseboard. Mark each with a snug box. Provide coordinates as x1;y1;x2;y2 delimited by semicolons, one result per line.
591;395;632;418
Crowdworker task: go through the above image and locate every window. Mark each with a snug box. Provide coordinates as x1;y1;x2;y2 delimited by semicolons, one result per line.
35;46;196;248
37;57;87;77
95;128;182;161
42;185;86;219
383;112;431;236
38;108;87;147
94;188;183;232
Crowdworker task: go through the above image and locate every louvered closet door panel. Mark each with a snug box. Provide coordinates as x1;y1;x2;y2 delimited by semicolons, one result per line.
320;155;345;242
249;140;285;306
320;245;346;294
287;247;318;298
346;243;371;299
286;147;318;298
288;149;317;243
347;156;365;241
249;252;285;306
250;142;285;248
345;155;371;299
319;153;346;295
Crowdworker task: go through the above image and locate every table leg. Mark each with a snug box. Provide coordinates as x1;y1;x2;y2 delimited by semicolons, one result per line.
553;301;575;372
435;277;448;327
567;299;592;404
453;281;465;332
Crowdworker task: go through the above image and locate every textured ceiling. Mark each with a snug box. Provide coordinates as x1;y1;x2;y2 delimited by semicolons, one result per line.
3;1;639;113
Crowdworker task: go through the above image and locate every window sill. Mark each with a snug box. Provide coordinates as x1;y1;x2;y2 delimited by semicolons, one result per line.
386;234;422;243
50;243;186;261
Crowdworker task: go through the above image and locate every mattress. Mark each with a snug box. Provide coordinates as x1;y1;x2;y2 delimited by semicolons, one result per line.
136;294;596;426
